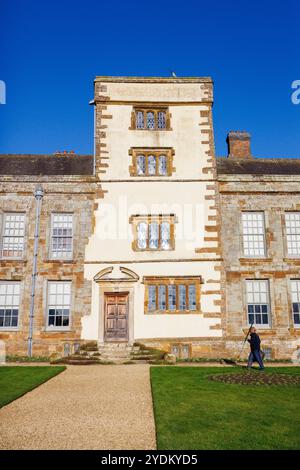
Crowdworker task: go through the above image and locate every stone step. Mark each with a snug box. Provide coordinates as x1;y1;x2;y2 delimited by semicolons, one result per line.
131;354;158;361
100;352;131;358
98;342;133;348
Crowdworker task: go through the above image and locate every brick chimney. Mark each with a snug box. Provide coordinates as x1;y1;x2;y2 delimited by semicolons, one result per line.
227;131;253;159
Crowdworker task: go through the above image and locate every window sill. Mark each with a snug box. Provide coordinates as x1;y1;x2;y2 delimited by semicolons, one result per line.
243;327;275;334
44;259;75;264
283;257;300;262
45;328;71;332
145;310;201;315
129;128;172;132
0;258;27;263
0;327;19;332
130;175;172;178
133;248;175;253
239;257;272;263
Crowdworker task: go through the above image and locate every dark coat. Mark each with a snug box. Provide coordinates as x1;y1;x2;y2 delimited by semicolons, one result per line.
248;332;261;352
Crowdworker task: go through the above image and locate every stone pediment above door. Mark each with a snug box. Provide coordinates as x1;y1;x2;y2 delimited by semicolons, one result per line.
93;266;139;283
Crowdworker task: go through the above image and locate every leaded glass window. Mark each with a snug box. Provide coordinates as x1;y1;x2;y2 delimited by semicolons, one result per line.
137;155;146;175
133;108;169;130
285;212;300;256
157;111;166;129
188;284;196;310
136;111;144;129
137;222;148;249
131;149;172;176
179;285;186;310
148;285;156;311
147;112;155;129
1;213;25;258
148;155;156;175
291;279;300;326
171;344;180;358
158;285;167;310
149;222;159;249
0;282;20;328
132;216;175;251
47;281;71;328
158;155;167;175
145;278;200;313
246;280;270;326
161;222;170;250
168;285;176;311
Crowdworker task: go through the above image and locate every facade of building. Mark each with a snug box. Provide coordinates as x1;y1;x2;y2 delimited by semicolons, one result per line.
82;77;223;358
0;76;299;360
0;154;101;356
217;132;300;360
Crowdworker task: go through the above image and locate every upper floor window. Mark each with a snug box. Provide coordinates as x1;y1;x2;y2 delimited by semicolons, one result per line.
144;277;201;314
242;212;266;257
130;215;176;251
246;279;270;327
51;213;73;259
285;212;300;257
1;213;25;258
131;107;170;130
0;282;20;328
291;279;300;326
129;148;174;177
47;281;71;329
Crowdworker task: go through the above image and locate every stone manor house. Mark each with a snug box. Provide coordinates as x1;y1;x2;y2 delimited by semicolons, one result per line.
0;76;299;361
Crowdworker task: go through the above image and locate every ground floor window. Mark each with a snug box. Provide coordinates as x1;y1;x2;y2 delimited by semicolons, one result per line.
47;281;71;328
144;277;201;313
171;344;191;359
246;279;270;326
0;281;20;328
291;279;300;326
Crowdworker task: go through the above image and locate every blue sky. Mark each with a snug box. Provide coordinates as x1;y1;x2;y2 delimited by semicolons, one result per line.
0;0;299;157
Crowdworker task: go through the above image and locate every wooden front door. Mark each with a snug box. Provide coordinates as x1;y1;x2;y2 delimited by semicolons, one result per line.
104;292;129;342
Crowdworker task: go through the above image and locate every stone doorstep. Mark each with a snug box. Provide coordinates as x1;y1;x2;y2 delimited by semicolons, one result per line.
97;342;134;350
100;352;131;358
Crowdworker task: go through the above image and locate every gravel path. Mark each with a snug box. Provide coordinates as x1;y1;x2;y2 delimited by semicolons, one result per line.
0;364;156;450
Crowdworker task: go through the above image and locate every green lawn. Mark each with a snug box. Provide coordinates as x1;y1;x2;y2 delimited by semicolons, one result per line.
150;366;300;450
0;366;66;408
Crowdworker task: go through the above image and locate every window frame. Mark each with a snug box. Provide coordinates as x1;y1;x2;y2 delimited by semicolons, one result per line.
130;214;176;252
46;280;72;331
241;211;267;258
0;212;26;260
284;212;300;258
129;148;175;177
290;279;300;328
170;343;192;359
245;279;271;328
130;106;171;131
143;276;201;314
0;281;21;330
50;212;74;260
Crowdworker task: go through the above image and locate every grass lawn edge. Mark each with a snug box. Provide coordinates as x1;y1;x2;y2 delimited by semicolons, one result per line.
0;365;66;408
